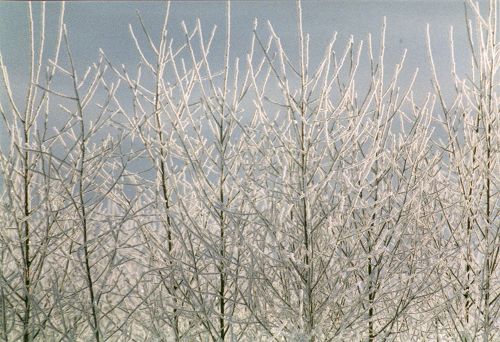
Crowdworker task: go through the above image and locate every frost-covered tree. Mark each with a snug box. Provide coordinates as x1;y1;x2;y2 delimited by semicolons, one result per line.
0;1;498;341
0;3;66;340
428;0;499;340
239;4;443;340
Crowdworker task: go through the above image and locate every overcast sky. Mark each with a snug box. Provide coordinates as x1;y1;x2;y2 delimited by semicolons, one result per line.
0;0;478;134
0;1;472;77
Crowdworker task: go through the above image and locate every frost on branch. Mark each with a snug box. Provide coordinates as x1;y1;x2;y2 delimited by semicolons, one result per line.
0;1;498;341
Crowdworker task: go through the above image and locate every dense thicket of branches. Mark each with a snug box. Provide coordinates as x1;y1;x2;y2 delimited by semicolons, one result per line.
0;1;498;341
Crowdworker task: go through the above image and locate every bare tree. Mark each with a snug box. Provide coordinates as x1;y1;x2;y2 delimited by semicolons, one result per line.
168;3;258;339
239;3;447;340
1;1;497;341
0;3;67;340
428;1;499;340
33;24;141;341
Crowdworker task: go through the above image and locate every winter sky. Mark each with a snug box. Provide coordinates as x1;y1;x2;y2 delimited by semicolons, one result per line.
0;0;480;141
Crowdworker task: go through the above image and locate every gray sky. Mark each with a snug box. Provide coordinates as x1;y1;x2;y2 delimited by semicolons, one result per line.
0;1;470;80
0;1;475;133
0;0;480;193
